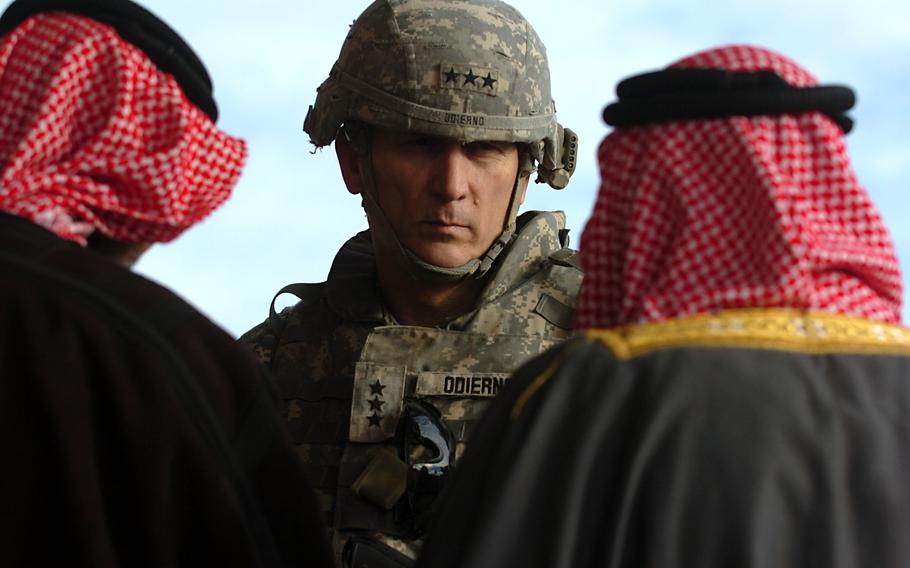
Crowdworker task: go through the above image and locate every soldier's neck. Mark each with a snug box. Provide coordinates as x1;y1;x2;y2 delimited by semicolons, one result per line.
376;258;484;327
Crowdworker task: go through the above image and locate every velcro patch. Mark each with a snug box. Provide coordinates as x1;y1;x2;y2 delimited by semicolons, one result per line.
439;62;499;96
350;363;405;443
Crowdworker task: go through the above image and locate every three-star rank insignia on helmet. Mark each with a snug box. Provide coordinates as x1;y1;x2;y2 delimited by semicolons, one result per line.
440;63;499;96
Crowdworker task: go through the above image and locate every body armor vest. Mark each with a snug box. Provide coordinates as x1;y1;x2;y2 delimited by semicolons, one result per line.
241;211;582;560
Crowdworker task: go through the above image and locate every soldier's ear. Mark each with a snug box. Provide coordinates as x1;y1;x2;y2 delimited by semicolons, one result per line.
335;133;364;196
516;174;530;206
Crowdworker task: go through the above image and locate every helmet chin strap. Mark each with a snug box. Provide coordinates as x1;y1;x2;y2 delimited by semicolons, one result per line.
357;149;522;285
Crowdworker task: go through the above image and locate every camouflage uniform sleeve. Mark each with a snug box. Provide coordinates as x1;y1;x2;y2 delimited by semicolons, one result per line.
239;317;280;369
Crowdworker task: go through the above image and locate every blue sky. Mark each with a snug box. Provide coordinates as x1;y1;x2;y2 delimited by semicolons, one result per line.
4;0;907;335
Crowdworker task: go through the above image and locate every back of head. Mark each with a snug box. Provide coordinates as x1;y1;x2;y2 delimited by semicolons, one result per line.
0;0;246;247
576;45;902;329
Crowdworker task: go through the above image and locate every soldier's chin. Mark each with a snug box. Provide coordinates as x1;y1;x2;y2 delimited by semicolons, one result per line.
410;246;475;269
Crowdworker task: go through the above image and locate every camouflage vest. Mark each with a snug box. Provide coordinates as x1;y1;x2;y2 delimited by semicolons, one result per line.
241;211;581;560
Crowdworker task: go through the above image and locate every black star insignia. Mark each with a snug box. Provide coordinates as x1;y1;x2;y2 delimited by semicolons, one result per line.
444;66;459;84
463;69;478;86
482;72;497;89
368;397;385;412
368;413;382;427
369;380;386;396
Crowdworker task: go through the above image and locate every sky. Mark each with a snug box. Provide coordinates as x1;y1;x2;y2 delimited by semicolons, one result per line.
4;0;907;335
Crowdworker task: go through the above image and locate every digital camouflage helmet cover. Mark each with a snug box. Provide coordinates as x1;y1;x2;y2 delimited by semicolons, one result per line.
304;0;578;281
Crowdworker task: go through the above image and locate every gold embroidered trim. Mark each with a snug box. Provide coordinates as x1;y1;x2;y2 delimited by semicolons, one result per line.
586;309;910;361
511;352;565;420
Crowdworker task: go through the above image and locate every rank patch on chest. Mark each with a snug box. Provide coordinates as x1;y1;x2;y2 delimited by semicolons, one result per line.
439;63;499;96
350;363;406;443
416;371;511;398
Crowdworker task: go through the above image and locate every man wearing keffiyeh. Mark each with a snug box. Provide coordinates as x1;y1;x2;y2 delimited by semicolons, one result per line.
416;45;910;568
0;1;332;566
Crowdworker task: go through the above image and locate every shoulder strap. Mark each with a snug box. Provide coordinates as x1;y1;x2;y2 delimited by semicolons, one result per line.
548;247;582;272
268;282;326;336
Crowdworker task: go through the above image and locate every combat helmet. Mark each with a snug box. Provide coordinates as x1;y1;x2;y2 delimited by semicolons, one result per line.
305;0;578;282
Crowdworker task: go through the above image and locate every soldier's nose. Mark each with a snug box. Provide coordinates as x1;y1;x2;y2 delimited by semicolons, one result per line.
432;146;471;201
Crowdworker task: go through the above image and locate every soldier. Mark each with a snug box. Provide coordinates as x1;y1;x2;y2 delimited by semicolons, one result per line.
240;0;581;565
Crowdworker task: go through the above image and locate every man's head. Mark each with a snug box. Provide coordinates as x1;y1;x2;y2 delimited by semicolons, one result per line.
337;126;526;271
307;0;577;282
576;45;901;329
0;0;246;265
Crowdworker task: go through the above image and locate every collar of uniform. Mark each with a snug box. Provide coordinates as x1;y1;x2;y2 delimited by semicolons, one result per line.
475;210;566;306
325;211;567;326
585;308;910;361
441;211;567;331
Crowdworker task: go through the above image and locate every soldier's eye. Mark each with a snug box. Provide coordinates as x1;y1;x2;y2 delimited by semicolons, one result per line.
464;141;508;157
402;136;435;148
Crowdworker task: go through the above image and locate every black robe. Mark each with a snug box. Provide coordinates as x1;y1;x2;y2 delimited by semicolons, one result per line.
0;213;333;567
417;311;910;568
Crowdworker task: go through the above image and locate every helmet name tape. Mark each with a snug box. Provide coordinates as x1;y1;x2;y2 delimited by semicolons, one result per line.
444;113;486;127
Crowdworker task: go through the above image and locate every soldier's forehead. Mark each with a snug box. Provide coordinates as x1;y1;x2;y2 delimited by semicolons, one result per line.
373;127;519;145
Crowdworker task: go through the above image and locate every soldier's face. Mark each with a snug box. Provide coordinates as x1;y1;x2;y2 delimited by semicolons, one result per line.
364;128;527;268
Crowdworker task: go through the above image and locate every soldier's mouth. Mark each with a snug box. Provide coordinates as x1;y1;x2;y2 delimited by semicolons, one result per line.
424;220;469;229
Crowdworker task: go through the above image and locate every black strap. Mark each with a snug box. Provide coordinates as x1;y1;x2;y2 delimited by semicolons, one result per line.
548;248;582;272
603;68;855;133
268;282;325;336
533;294;576;331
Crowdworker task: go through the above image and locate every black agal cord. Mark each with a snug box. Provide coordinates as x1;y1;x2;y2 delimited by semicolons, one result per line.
603;68;855;133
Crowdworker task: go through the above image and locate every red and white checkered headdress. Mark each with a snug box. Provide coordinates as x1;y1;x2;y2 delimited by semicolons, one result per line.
0;12;246;245
576;45;902;329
